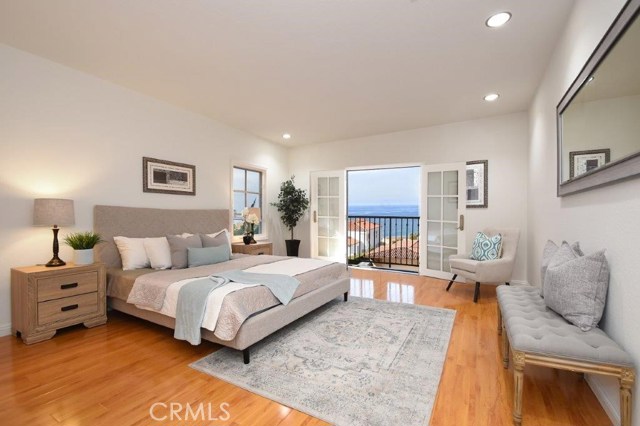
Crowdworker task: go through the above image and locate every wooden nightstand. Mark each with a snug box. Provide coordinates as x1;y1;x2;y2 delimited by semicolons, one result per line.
232;241;273;256
11;263;107;344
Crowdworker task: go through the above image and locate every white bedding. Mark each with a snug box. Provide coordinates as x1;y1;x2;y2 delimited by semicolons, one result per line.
135;257;332;332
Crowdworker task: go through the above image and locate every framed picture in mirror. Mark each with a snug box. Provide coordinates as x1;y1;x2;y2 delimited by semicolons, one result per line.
569;149;611;179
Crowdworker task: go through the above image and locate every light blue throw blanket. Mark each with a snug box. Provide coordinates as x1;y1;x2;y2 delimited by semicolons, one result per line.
174;270;300;345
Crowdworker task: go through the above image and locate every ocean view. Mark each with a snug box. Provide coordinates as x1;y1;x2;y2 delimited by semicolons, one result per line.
348;204;420;239
348;204;419;217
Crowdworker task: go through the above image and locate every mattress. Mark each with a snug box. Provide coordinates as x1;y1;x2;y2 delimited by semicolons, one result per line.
107;254;348;340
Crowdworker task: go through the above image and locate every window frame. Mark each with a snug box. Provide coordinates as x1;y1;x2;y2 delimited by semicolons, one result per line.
231;163;267;241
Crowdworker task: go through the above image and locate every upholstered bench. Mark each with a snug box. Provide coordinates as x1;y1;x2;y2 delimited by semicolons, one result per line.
496;285;635;426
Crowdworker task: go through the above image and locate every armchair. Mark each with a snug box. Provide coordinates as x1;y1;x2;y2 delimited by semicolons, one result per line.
447;227;520;303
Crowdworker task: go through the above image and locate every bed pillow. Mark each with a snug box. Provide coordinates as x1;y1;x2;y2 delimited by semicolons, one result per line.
543;248;609;331
113;236;150;270
187;245;231;268
540;240;583;296
470;232;503;261
143;237;172;270
201;229;231;250
166;234;202;269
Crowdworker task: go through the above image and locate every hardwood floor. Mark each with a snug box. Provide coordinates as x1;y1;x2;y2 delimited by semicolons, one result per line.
0;269;611;425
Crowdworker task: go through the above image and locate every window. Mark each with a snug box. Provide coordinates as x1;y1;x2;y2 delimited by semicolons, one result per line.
232;166;264;237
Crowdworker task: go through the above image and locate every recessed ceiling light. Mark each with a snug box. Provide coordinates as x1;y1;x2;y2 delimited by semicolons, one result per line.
282;133;291;140
486;12;512;28
484;93;500;102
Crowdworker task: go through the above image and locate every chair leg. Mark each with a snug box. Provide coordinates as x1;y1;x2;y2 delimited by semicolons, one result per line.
446;274;457;291
473;282;480;303
506;282;510;286
243;349;250;364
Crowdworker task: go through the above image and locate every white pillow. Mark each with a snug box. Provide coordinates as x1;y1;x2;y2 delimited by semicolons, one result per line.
205;229;232;251
113;236;150;270
143;237;172;270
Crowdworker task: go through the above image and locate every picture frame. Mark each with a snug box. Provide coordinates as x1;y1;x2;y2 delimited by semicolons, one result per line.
143;157;196;196
569;149;611;179
466;160;488;208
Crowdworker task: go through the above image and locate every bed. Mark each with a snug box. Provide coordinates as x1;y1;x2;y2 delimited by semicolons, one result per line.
94;205;350;363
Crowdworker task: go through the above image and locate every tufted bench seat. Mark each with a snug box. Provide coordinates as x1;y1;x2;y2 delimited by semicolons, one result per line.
497;285;635;426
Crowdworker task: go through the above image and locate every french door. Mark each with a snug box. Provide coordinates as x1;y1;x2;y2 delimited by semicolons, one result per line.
419;163;466;279
310;171;346;262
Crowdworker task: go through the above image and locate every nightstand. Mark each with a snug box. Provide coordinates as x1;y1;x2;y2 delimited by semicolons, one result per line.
232;241;273;256
11;263;107;344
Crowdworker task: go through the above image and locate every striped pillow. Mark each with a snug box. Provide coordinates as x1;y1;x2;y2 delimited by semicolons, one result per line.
470;232;503;261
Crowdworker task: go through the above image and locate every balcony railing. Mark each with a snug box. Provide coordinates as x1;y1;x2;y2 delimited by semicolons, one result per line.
347;215;420;268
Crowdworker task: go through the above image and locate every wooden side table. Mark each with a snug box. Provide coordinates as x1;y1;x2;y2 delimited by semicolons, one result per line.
232;241;273;256
11;263;107;344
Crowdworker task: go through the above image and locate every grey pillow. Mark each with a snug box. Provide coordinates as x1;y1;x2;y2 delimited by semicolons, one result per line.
201;231;229;248
166;234;202;269
544;248;609;331
540;240;583;296
187;245;231;268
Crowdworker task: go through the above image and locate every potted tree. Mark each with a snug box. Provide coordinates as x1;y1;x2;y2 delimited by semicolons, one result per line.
271;176;309;257
63;231;103;265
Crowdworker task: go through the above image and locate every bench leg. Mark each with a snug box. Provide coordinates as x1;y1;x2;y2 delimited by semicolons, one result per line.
497;303;503;334
513;351;525;426
502;322;510;368
620;368;635;426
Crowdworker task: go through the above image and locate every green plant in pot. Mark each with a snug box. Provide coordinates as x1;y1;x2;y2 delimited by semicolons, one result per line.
63;232;103;265
271;176;309;257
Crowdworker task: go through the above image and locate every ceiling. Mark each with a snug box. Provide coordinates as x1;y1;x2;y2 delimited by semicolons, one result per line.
0;0;575;146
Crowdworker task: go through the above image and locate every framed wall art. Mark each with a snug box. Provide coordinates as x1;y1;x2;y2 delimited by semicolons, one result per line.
569;149;611;179
466;160;488;208
143;157;196;196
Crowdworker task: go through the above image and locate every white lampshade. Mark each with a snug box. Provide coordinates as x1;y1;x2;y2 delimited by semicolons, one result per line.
247;207;261;221
33;198;75;227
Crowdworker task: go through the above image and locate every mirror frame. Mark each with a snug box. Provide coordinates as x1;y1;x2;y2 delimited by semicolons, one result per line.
557;0;640;196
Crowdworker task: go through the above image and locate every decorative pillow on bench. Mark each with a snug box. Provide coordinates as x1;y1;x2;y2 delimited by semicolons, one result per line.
540;240;583;296
543;242;609;331
470;232;503;261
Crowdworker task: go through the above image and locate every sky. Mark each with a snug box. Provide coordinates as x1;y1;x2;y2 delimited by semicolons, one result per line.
348;167;420;206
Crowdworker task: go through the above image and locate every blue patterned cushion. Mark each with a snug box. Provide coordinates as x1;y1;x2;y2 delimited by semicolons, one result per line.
470;232;503;261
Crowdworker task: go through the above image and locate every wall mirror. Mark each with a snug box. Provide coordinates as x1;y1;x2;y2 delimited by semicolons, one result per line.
557;0;640;196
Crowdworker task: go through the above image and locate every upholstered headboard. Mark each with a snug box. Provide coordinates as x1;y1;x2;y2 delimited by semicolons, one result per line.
94;205;230;269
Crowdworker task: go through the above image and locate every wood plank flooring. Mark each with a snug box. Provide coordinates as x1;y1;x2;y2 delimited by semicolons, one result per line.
0;269;611;425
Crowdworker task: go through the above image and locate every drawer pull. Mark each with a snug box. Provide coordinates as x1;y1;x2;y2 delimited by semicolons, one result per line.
60;283;78;290
61;304;79;312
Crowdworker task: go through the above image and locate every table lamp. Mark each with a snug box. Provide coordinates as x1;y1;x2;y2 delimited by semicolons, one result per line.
33;198;75;267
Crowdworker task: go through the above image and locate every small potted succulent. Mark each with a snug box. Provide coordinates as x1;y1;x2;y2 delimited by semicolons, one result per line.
63;231;103;265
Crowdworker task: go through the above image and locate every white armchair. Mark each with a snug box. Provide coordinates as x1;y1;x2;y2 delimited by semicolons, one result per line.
447;227;520;303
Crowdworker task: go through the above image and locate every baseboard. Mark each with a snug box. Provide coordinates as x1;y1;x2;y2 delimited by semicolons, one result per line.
586;374;620;426
509;279;530;286
0;322;12;337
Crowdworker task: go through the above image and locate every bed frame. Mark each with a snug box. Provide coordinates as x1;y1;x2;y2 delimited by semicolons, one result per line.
94;205;350;363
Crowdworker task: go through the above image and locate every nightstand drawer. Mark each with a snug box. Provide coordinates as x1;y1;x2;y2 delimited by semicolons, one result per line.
38;292;98;325
37;271;98;302
244;245;270;255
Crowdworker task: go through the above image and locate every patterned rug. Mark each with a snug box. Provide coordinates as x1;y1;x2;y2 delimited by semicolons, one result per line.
191;297;456;426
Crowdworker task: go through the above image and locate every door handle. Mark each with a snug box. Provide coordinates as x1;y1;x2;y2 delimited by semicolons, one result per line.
457;214;465;231
313;210;317;223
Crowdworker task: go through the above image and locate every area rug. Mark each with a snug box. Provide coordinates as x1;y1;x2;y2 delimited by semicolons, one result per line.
190;297;456;426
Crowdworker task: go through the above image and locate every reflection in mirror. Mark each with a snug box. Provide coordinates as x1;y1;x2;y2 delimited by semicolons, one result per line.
561;14;640;181
557;0;640;195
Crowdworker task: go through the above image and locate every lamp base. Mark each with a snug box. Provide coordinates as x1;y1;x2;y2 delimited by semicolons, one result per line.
45;255;66;267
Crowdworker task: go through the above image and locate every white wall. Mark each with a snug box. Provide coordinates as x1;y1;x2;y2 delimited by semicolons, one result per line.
289;112;530;282
527;0;639;423
0;44;289;333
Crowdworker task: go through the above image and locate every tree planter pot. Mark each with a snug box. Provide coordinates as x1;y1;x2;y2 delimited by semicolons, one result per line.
285;240;301;257
73;249;94;265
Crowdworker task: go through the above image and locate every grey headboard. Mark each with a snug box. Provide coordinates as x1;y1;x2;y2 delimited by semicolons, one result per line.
94;205;230;269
